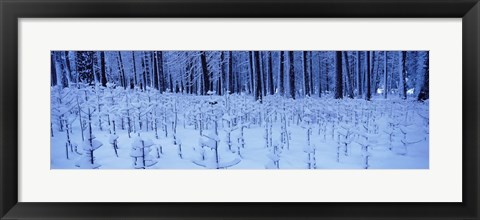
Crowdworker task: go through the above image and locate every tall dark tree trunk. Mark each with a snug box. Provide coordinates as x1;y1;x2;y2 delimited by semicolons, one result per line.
228;51;233;94
248;51;254;94
100;51;107;87
157;51;164;92
200;51;210;95
218;52;224;96
132;52;137;88
374;52;381;93
51;52;58;86
384;51;388;99
343;52;354;98
189;60;194;94
260;52;266;97
303;51;310;96
417;53;429;101
334;51;343;99
117;52;127;89
309;51;313;96
288;51;295;99
357;51;362;97
141;52;148;91
318;53;322;97
401;51;407;99
152;52;159;90
279;51;285;96
325;53;330;93
59;52;69;87
366;51;372;101
267;52;274;95
254;51;262;102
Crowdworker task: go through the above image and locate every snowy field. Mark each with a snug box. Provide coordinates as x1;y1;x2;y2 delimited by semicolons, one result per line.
51;86;429;169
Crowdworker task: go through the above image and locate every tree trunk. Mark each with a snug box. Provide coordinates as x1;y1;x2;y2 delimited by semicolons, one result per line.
200;51;210;95
100;51;107;87
401;51;407;99
157;51;164;92
334;51;343;99
254;51;262;102
356;51;362;97
64;51;73;84
343;52;354;98
309;51;313;96
152;52;159;90
117;52;126;89
51;52;58;86
288;51;295;99
279;51;285;96
132;52;137;88
248;51;254;95
303;51;310;96
141;52;148;91
384;51;388;98
325;53;330;93
417;53;429;101
366;51;372;101
219;52;224;96
318;52;322;97
228;51;233;94
268;52;274;95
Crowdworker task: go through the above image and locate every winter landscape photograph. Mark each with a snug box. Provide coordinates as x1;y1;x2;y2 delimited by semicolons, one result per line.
51;50;429;169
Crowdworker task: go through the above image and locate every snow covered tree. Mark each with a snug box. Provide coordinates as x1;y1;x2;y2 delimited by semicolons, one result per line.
76;51;95;85
130;137;158;169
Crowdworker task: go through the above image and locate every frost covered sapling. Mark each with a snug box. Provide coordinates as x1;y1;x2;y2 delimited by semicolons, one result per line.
120;93;134;138
75;132;103;169
177;139;183;159
356;139;371;169
266;142;281;169
109;134;119;157
130;137;158;169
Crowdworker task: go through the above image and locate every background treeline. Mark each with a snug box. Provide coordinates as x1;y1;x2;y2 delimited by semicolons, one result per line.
51;51;429;101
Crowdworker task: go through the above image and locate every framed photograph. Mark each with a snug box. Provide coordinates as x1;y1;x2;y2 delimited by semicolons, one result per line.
1;0;479;219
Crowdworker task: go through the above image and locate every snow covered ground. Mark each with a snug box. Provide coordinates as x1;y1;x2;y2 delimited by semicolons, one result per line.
51;86;429;169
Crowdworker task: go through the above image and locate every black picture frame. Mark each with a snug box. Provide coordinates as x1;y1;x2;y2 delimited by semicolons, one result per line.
1;0;479;219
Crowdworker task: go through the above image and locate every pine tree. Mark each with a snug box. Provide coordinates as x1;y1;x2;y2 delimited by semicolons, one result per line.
76;51;95;85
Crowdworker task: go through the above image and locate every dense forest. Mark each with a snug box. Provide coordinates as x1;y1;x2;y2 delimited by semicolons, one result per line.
51;51;429;101
51;51;429;169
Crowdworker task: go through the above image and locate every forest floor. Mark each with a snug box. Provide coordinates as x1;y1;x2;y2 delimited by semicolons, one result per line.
51;92;429;169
